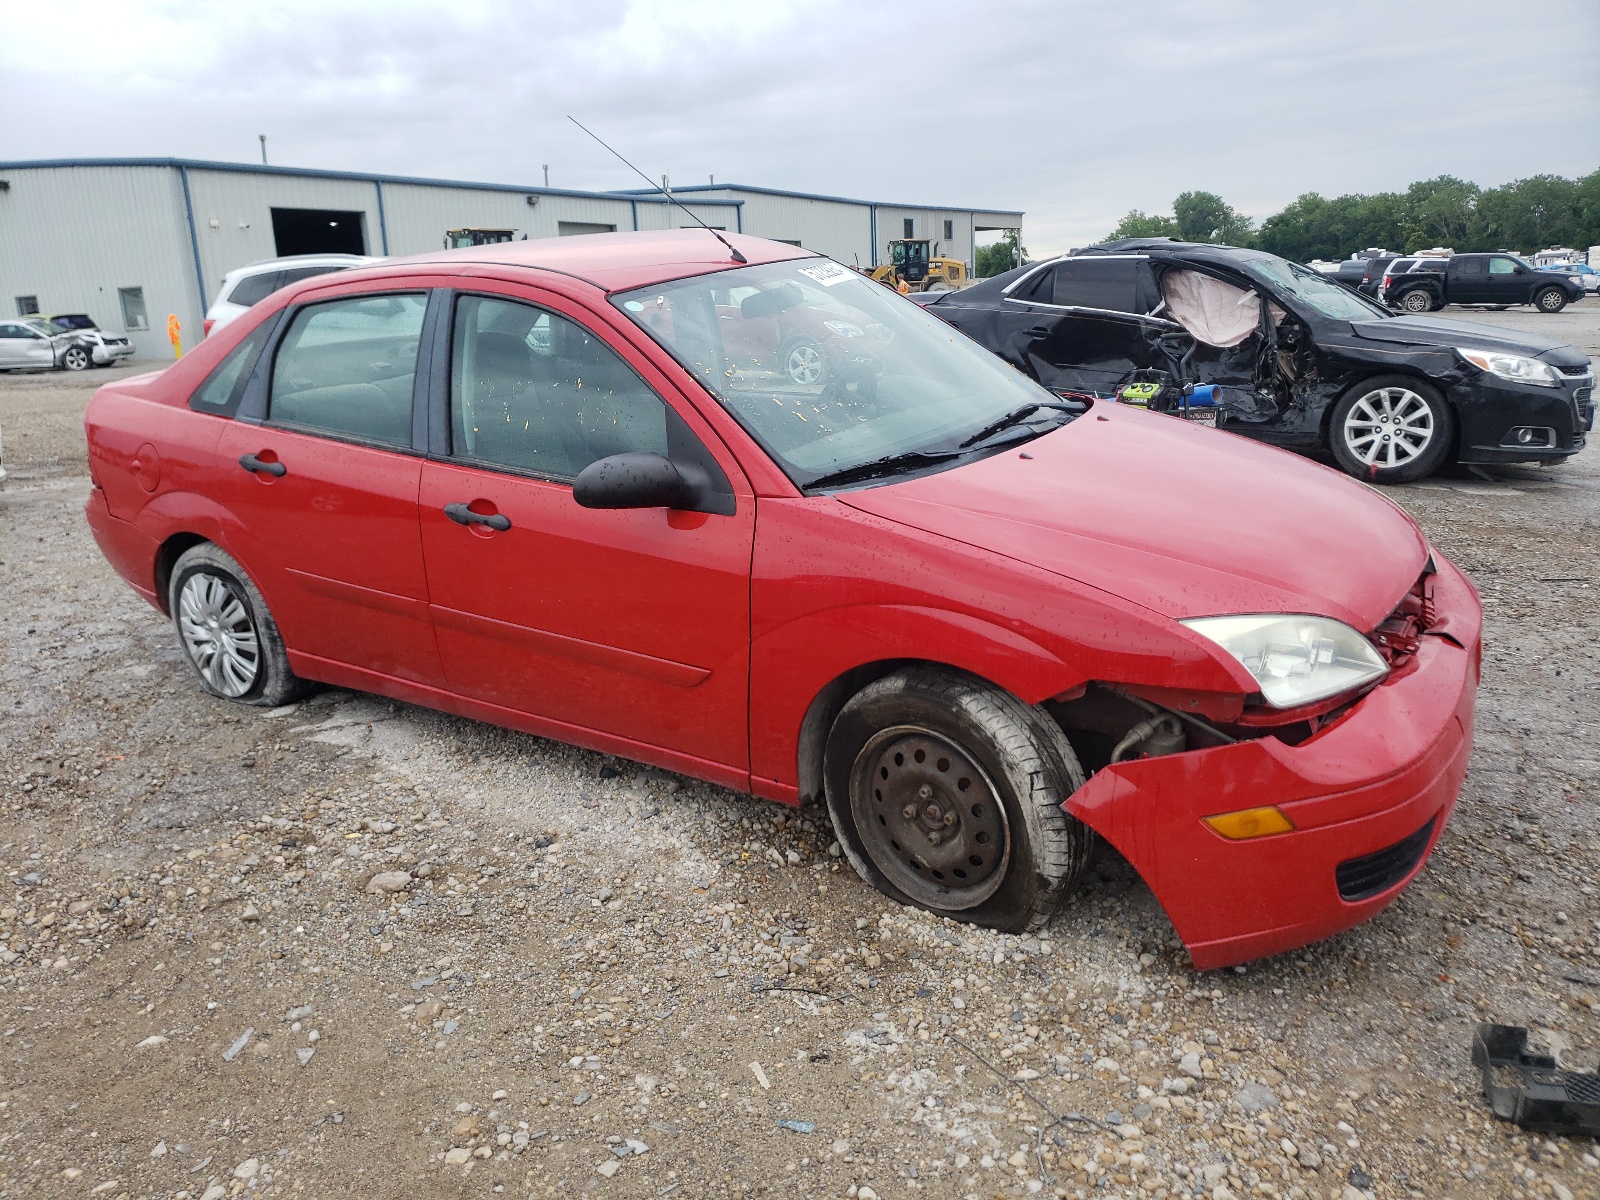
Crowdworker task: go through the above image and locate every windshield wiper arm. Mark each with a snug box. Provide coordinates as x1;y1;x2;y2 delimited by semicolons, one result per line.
958;401;1084;449
803;449;964;492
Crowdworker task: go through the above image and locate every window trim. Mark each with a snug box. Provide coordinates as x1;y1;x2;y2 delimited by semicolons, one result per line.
235;288;432;457
435;288;733;512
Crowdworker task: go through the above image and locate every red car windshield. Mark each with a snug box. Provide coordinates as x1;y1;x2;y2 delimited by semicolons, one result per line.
613;259;1057;486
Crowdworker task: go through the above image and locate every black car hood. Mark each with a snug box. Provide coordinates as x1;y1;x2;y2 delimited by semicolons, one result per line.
1349;316;1590;367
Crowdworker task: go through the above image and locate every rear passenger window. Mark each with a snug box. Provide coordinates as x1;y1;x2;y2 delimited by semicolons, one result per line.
227;271;283;308
191;321;273;414
451;294;668;479
268;293;426;447
1053;259;1140;312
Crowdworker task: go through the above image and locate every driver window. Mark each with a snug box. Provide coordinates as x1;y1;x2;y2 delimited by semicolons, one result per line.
450;295;668;479
1489;258;1518;276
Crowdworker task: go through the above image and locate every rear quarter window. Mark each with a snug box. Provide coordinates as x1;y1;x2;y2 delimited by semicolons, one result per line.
191;321;274;415
225;271;283;308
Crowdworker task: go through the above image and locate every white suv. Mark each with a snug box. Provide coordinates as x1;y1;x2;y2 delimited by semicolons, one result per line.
204;254;383;336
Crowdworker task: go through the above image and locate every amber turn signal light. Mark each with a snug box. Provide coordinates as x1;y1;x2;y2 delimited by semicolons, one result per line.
1202;806;1295;840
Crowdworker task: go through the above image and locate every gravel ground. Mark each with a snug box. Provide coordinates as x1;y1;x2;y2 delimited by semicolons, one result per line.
2;306;1599;1200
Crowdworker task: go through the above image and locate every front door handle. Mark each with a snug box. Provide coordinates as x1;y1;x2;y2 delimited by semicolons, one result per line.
239;452;286;477
443;502;511;532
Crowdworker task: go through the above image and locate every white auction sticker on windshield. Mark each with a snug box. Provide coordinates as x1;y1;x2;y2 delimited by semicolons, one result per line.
797;261;854;287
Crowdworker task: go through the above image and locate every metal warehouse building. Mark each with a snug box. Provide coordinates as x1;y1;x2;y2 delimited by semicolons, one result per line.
0;157;1023;360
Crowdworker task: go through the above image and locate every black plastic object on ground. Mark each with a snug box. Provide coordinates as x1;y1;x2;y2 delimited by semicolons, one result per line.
1472;1023;1600;1136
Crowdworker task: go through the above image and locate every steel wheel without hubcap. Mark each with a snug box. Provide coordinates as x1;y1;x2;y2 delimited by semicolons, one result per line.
178;571;261;698
1342;386;1434;471
785;342;825;386
849;725;1010;910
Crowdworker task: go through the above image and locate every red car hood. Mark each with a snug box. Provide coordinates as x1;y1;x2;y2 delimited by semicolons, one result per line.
839;403;1429;631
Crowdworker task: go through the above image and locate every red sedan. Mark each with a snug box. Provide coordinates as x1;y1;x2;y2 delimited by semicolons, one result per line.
83;231;1480;969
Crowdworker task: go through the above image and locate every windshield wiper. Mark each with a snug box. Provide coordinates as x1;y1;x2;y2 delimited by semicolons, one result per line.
958;400;1083;449
803;449;964;492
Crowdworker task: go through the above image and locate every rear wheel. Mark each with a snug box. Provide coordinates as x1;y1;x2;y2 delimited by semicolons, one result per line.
1329;375;1454;484
1535;286;1568;314
168;543;310;706
1398;289;1435;314
824;667;1092;933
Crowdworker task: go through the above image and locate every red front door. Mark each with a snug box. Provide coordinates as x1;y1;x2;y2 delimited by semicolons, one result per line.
417;288;754;784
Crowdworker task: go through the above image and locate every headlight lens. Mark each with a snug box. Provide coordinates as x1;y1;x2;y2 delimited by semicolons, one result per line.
1181;614;1389;709
823;320;864;338
1456;347;1561;387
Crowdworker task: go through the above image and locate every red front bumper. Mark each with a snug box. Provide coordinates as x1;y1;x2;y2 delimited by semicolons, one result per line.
1067;554;1481;970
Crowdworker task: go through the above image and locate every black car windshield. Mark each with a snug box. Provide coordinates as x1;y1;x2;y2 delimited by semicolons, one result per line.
1244;257;1391;321
613;259;1065;487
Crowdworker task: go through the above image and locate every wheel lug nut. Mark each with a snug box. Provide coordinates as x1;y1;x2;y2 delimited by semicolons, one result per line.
942;811;956;826
902;804;917;820
927;831;942;845
916;784;933;800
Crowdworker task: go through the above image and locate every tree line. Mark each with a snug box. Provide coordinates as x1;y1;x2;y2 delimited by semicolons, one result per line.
1103;171;1600;263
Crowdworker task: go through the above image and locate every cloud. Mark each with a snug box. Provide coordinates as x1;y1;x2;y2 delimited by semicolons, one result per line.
2;0;1596;255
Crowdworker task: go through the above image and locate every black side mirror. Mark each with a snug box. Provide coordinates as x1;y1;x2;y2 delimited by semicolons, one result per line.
573;452;707;512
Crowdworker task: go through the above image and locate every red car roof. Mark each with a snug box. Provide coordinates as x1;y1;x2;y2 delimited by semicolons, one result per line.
355;229;818;293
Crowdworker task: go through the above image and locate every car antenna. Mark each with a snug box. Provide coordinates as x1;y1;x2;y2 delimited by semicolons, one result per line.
568;115;747;263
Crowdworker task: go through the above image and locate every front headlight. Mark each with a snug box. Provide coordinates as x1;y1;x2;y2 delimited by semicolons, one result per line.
1456;347;1561;388
823;320;864;338
1181;614;1389;708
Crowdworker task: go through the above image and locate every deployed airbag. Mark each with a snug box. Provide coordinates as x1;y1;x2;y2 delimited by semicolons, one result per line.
1163;269;1262;348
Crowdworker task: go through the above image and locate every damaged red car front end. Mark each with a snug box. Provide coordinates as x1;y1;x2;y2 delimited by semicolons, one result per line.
1067;556;1479;969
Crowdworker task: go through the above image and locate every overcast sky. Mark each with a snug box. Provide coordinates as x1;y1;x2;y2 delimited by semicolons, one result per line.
2;0;1597;255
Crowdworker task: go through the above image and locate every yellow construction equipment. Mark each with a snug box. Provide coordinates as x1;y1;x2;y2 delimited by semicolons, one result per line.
861;239;969;292
444;228;517;249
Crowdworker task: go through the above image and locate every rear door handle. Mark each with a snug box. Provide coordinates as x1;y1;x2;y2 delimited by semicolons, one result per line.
443;502;511;532
239;453;286;477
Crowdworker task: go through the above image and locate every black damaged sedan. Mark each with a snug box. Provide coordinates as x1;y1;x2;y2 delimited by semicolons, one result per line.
919;238;1595;484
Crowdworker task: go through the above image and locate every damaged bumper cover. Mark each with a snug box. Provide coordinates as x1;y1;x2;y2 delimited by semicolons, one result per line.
1065;553;1480;971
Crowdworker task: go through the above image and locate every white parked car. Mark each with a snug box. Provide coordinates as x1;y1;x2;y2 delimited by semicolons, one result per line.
34;313;136;367
0;318;94;372
204;254;383;336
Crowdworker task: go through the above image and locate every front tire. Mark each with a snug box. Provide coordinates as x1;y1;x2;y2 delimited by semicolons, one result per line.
824;667;1092;934
168;543;309;706
780;337;829;388
61;346;90;371
1535;287;1568;313
1329;375;1454;484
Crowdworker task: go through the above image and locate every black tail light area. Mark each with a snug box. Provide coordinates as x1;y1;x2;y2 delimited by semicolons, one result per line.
1335;816;1436;901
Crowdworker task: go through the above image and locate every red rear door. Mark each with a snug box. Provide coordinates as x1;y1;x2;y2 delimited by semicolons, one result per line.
417;287;754;785
214;290;443;686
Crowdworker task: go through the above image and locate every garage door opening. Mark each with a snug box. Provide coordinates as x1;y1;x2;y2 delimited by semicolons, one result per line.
271;208;368;257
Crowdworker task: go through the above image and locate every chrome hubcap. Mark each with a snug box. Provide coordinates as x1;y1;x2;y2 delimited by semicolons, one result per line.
178;572;260;697
1344;387;1434;469
850;726;1009;910
786;343;824;386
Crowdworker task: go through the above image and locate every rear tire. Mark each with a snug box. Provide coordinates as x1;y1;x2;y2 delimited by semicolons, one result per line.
168;543;311;707
1535;287;1568;314
1398;289;1435;314
824;667;1092;934
1329;375;1454;484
